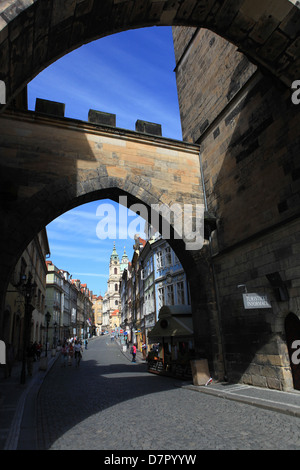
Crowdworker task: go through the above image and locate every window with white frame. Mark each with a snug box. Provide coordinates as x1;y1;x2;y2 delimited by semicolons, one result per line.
145;258;153;278
165;246;172;267
158;287;164;309
166;284;174;305
156;251;163;270
177;281;185;304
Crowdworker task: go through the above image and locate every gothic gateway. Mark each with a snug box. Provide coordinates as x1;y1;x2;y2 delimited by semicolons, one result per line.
0;1;299;391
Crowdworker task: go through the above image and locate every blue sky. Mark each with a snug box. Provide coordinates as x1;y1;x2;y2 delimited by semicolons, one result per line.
43;200;148;296
27;26;182;296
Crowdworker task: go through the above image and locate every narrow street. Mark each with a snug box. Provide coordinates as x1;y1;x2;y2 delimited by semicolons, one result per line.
36;336;300;450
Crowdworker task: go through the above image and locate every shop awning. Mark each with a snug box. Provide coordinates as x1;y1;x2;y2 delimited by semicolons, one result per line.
148;305;193;342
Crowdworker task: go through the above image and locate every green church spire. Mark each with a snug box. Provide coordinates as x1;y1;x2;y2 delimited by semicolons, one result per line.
110;242;119;263
120;246;129;273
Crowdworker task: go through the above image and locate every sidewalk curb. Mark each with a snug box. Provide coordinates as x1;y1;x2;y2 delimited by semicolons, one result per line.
116;337;300;419
3;353;60;450
180;383;300;419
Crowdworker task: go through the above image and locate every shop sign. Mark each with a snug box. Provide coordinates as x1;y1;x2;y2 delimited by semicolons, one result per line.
243;293;272;309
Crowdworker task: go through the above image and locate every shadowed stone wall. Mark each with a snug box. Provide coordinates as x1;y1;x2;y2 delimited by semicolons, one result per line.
173;26;300;390
0;0;299;107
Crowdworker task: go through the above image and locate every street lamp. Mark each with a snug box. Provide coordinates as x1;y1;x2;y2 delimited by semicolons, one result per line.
45;311;51;357
54;321;57;347
20;274;37;384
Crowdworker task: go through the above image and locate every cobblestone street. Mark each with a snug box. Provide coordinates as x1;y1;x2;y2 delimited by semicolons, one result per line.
36;337;300;450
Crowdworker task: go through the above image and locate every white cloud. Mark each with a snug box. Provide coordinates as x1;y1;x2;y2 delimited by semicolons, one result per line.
28;27;182;139
72;272;108;278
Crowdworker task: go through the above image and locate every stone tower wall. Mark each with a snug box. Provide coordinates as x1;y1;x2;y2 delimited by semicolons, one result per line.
173;26;300;390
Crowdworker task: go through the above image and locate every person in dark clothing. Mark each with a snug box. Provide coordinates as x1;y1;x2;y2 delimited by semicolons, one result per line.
26;342;35;376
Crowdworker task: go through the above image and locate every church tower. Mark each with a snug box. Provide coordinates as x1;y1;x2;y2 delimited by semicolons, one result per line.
103;243;129;331
107;242;120;313
120;247;129;274
109;242;120;278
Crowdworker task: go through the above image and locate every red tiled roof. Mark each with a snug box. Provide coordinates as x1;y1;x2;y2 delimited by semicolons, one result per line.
138;237;146;247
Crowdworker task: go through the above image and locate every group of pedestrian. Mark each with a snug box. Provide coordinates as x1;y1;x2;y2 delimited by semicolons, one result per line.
28;341;43;361
129;342;149;362
61;339;83;367
26;340;43;376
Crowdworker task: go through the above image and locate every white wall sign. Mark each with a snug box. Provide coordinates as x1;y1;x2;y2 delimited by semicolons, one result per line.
243;293;272;309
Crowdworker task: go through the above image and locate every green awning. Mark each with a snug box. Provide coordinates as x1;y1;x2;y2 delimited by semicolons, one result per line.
148;314;193;342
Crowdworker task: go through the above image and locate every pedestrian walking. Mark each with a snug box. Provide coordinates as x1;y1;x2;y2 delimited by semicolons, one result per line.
142;342;147;360
68;342;74;366
74;340;83;367
131;343;137;362
85;339;88;349
36;341;42;361
61;342;68;367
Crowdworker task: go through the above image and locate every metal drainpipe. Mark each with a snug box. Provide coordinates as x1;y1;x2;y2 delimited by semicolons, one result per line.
199;150;227;381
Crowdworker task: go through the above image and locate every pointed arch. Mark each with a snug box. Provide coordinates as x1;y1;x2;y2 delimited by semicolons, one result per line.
0;0;298;108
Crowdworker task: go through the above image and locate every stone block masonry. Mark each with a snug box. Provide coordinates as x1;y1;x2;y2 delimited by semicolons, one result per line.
173;26;300;390
88;109;116;127
213;218;300;390
0;0;299;109
0;0;300;392
35;98;65;117
135;120;162;136
0;108;209;362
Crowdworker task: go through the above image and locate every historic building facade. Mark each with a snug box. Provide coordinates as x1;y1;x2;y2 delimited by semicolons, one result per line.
103;243;129;331
119;233;190;352
92;295;103;336
46;262;93;344
3;229;50;359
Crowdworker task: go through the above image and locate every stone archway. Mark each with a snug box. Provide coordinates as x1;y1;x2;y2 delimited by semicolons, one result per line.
0;107;203;279
0;0;299;108
0;108;219;369
0;0;299;386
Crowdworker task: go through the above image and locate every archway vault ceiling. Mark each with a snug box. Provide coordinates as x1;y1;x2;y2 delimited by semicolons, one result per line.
0;0;299;106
